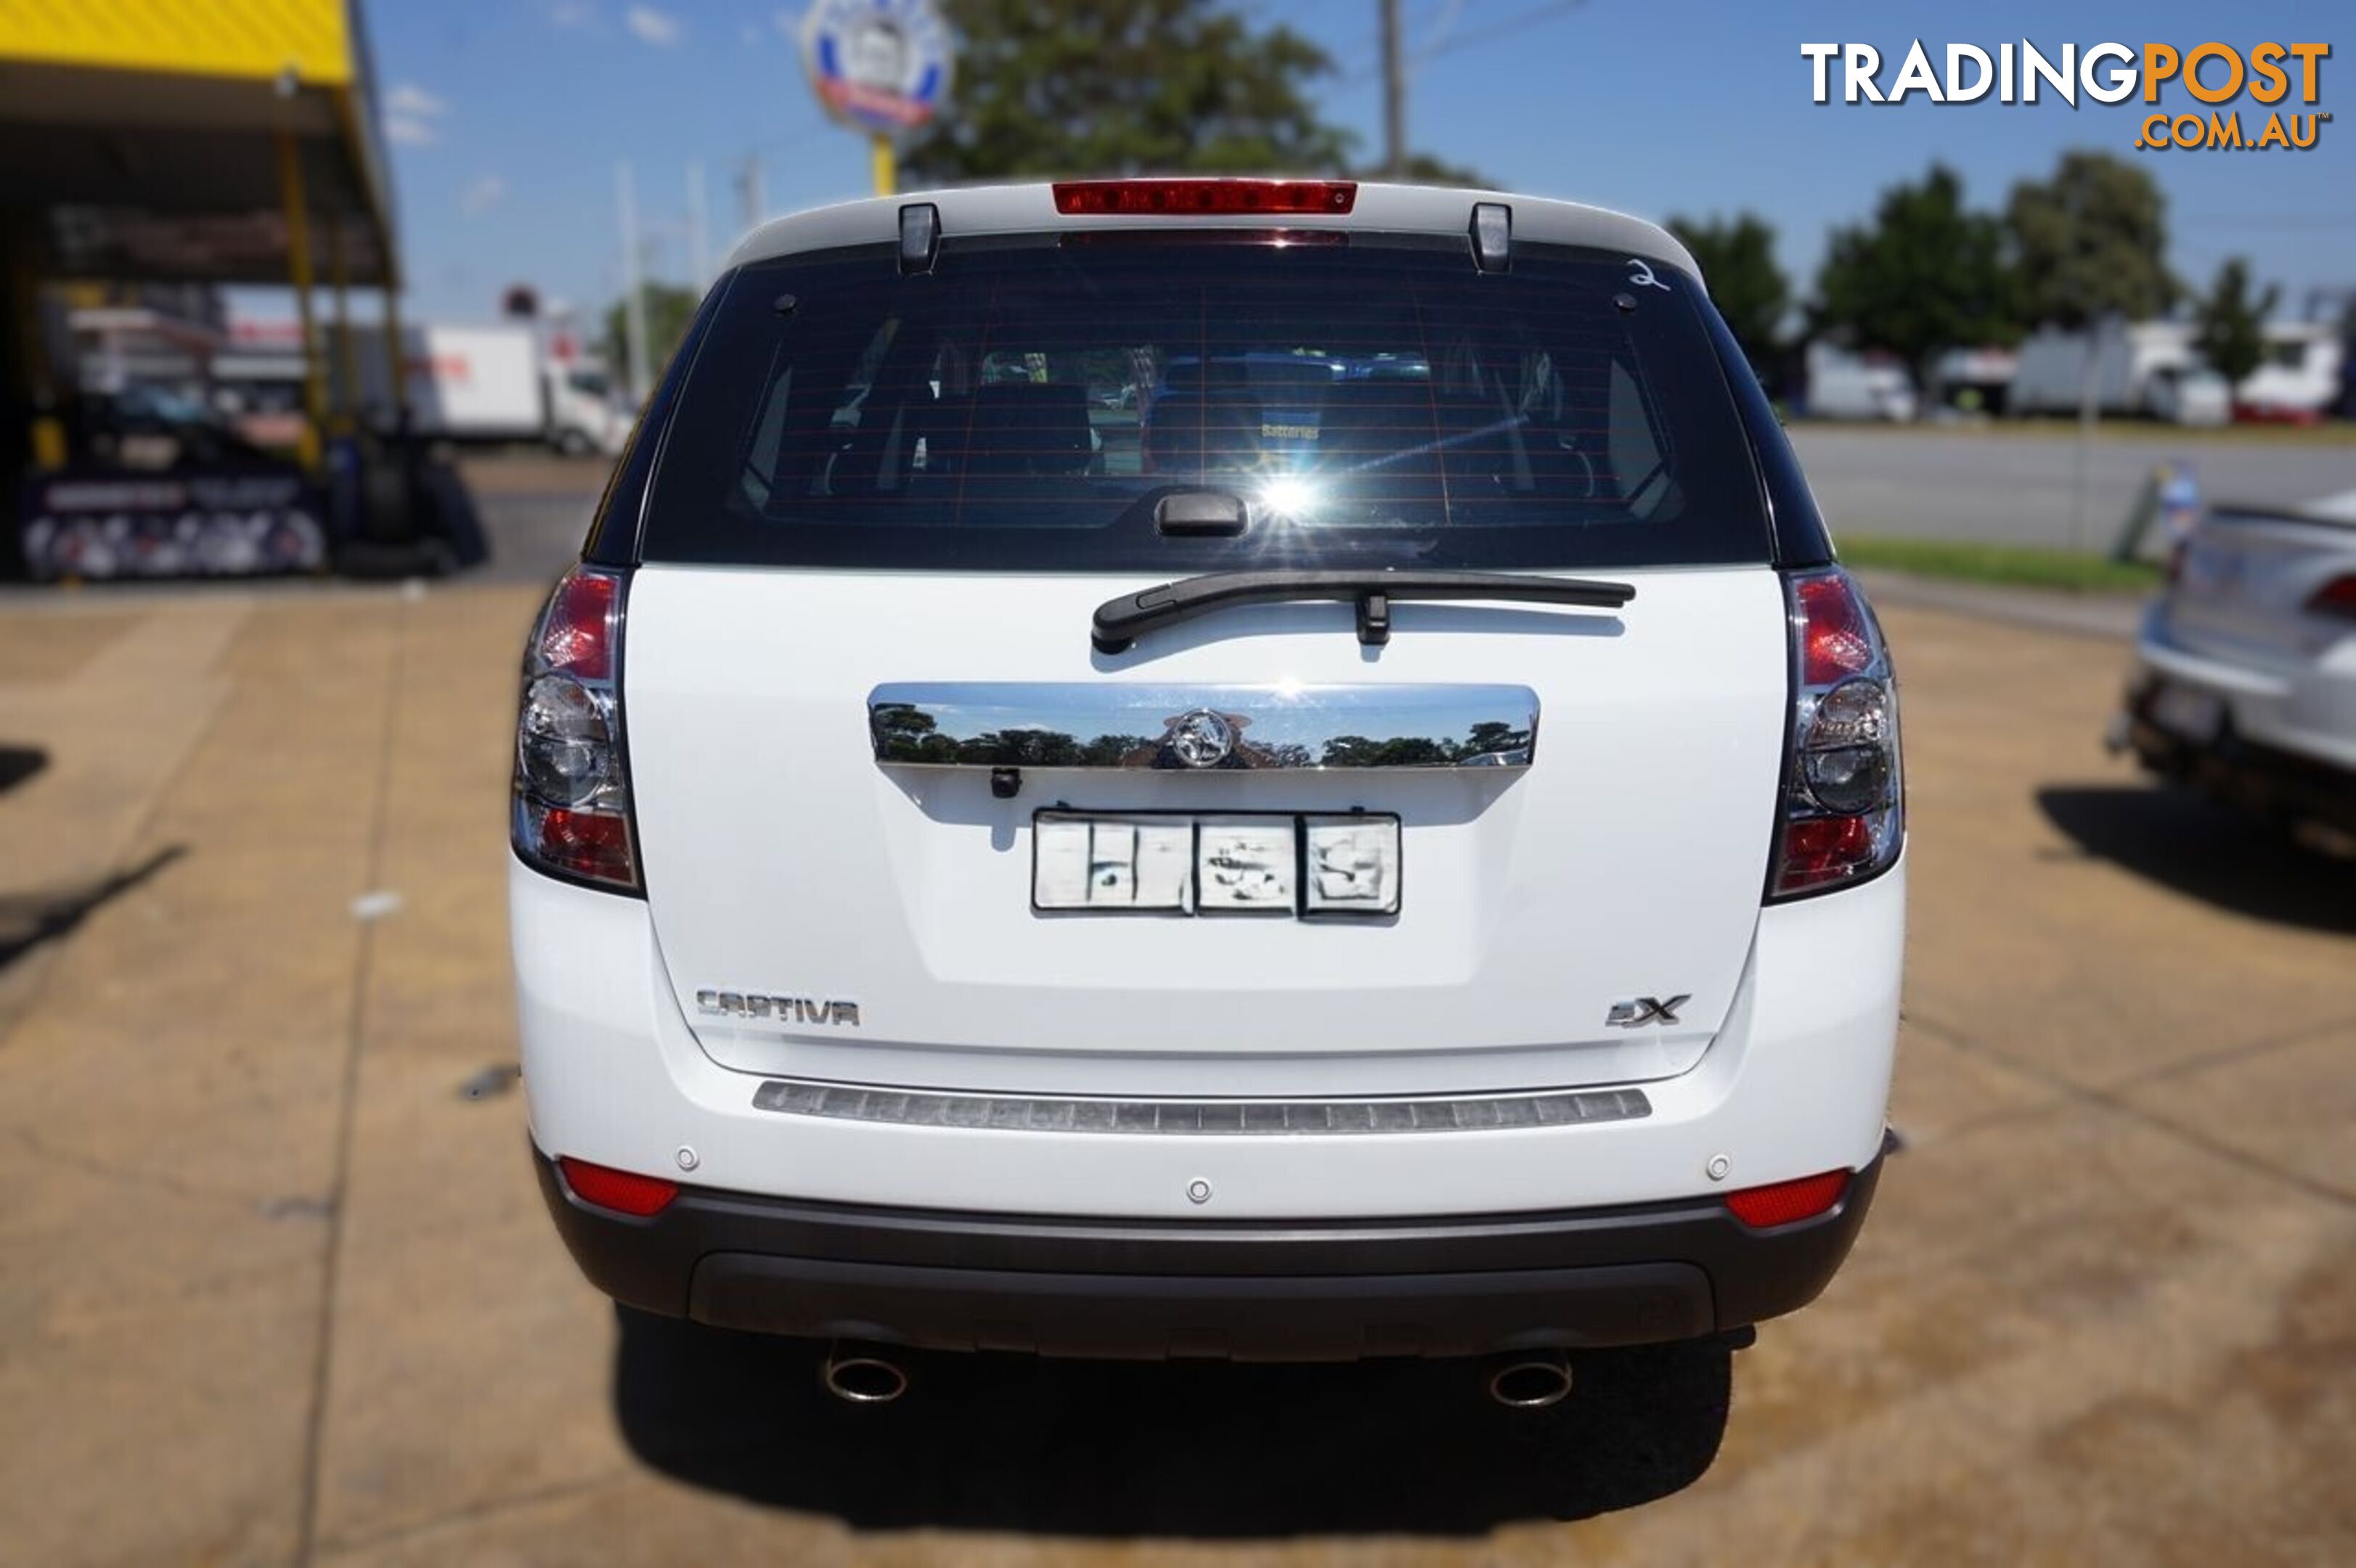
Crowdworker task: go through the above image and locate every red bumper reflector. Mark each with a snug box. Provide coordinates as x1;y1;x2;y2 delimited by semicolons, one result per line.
1726;1169;1851;1229
558;1156;679;1216
1053;179;1357;216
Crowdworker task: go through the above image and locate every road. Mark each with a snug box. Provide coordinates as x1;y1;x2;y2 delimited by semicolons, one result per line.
444;432;2356;592
1;527;2349;1563
1791;426;2356;550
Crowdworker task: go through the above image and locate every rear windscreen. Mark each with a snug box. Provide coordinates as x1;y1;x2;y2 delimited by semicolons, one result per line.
642;234;1771;572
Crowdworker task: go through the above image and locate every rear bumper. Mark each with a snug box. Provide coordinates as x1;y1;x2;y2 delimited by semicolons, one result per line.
534;1143;1883;1360
2122;671;2356;833
511;855;1904;1222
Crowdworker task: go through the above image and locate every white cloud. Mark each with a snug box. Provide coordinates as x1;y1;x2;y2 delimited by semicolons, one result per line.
386;83;449;119
624;5;680;45
461;175;507;216
383;83;447;147
549;1;595;27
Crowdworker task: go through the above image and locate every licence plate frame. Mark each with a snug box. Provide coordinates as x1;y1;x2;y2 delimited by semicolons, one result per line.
2148;682;2225;744
1032;809;1401;918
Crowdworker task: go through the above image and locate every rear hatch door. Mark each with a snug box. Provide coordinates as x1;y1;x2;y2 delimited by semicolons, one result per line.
625;565;1788;1095
616;209;1795;1096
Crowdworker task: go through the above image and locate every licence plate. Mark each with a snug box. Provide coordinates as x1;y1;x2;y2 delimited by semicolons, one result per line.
2148;683;2224;743
1032;812;1401;917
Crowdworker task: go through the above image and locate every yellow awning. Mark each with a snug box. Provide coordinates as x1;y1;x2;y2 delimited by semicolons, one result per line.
0;0;354;85
0;0;398;287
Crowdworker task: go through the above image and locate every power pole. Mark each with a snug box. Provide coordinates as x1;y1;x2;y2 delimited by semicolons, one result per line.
686;160;709;287
738;151;765;232
1380;0;1406;177
616;160;650;399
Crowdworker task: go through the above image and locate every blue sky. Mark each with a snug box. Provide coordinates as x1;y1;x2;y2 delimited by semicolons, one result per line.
351;0;2352;329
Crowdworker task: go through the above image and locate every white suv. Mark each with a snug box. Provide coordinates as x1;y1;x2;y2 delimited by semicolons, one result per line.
510;181;1905;1397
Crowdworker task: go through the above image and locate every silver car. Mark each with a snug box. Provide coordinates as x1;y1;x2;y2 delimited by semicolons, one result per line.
2117;491;2356;839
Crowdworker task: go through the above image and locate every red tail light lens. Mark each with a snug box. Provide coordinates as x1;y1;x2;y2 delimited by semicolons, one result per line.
1053;179;1358;216
2306;574;2356;621
1771;568;1904;900
513;565;641;893
1726;1169;1851;1228
558;1156;679;1217
1776;814;1876;883
521;804;637;884
537;568;619;680
1793;571;1875;685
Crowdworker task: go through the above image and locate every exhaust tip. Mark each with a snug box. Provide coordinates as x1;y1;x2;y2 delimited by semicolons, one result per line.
1487;1355;1573;1410
820;1349;909;1406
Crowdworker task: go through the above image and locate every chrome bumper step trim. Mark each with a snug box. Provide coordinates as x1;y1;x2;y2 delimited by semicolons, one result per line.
750;1077;1651;1135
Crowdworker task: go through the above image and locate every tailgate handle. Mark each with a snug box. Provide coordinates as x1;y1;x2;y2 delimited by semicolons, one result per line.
868;682;1540;770
1154;489;1249;537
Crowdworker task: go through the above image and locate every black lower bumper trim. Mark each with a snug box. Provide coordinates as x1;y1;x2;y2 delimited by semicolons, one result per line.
534;1148;1883;1361
2125;709;2356;834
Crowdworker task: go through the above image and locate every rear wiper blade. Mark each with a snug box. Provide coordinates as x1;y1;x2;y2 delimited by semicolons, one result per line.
1092;568;1635;654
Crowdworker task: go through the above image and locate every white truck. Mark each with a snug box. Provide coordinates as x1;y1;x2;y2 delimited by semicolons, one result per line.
2007;322;2278;426
356;323;632;454
510;181;1906;1408
1803;343;1918;422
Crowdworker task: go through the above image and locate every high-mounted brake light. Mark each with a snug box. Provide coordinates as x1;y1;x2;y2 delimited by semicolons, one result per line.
1053;179;1357;216
1726;1169;1851;1229
558;1156;678;1217
1769;567;1904;900
513;564;643;893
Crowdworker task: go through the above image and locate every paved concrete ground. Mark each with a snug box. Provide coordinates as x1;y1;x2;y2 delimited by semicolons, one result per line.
1790;426;2356;550
1;565;2352;1566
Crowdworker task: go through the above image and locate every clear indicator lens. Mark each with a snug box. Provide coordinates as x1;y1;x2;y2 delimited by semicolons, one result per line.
1803;745;1890;814
1806;678;1889;748
518;674;614;807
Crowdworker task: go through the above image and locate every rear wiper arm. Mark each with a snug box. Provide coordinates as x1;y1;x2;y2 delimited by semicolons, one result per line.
1092;568;1635;654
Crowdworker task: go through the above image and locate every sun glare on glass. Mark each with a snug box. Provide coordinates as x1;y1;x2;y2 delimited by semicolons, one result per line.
1259;476;1318;520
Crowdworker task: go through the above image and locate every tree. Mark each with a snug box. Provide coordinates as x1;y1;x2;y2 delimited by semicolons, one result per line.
1667;212;1788;372
602;282;700;392
1379;151;1493;188
1811;164;2018;384
2191;258;2280;388
902;0;1353;182
2006;150;2174;328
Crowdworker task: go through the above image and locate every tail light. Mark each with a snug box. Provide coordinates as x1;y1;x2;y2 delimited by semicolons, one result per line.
513;565;642;893
1769;567;1904;900
2305;573;2356;621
